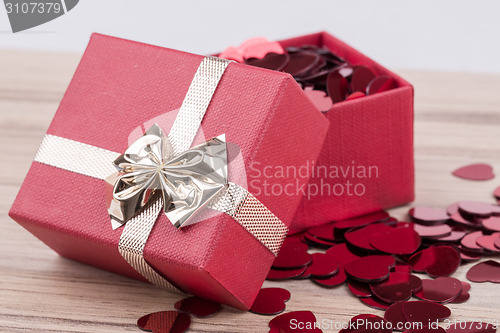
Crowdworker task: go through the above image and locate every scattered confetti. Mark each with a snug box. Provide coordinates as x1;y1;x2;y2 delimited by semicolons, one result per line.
137;311;190;333
466;260;500;283
249;288;291;315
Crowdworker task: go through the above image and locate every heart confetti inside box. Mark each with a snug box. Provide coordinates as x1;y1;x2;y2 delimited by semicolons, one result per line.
242;32;414;233
9;33;329;309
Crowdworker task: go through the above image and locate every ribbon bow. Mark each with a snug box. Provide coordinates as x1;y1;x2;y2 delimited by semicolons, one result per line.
106;124;228;230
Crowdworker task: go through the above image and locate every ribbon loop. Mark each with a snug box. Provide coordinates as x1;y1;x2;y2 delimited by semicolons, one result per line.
107;124;228;230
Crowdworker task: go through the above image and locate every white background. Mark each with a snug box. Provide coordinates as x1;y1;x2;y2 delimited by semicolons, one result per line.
1;0;499;73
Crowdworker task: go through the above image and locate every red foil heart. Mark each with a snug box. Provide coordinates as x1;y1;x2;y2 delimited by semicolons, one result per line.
267;266;308;280
413;277;463;303
452;163;495;181
476;233;500;252
481;216;500;232
409;207;450;225
272;238;312;269
334;211;390;238
370;227;421;255
345;255;396;282
303;87;333;112
249;287;291;315
173;296;221;318
359;296;391;310
408;245;461;277
402;301;451;325
302;253;339;278
384;301;409;331
345;223;393;252
313;268;347;287
246;52;289;71
370;272;422;303
348;280;372;298
450;281;471;304
461;231;486;251
466;260;500;283
137;311;190;333
366;76;396;95
413;224;452;238
350;66;377;93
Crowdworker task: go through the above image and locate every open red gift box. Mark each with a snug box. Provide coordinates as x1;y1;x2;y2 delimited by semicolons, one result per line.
273;32;415;233
9;31;413;310
9;33;329;310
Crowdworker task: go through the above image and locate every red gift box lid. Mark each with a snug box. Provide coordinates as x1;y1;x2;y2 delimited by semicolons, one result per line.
9;33;329;309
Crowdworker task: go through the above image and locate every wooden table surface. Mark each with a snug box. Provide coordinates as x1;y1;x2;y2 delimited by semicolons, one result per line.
1;50;499;332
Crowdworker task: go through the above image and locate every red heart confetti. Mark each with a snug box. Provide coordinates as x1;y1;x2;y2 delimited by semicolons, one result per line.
366;76;396;95
348;280;372;298
269;311;322;333
345;223;393;252
461;231;485;252
345;91;366;100
450;213;482;228
137;311;190;333
481;216;500;232
370;227;421;255
409;207;450;225
219;37;284;62
312;268;347;287
450;281;471;304
413;224;452;238
284;52;320;77
350;66;376;93
459;201;500;218
326;71;349;104
458;246;483;262
306;223;337;242
334;211;390;238
345;255;396;283
384;301;409;331
413;277;463;303
267;266;308;280
429;230;467;243
476;233;500;253
359;296;391;310
402;301;451;325
466;260;500;283
249;287;291;315
246;52;289;71
272;238;312;269
302;232;337;248
173;296;221;318
303;87;333;112
301;253;339;279
408;245;461;277
370;272;422;303
452;163;495;181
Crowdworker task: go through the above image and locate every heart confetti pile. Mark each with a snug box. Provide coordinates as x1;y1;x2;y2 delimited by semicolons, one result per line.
219;40;397;111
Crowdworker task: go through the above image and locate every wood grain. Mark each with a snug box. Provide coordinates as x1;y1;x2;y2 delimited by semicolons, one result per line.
1;49;499;332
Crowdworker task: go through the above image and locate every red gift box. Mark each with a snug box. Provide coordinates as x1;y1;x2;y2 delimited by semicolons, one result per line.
9;33;329;309
275;32;414;233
